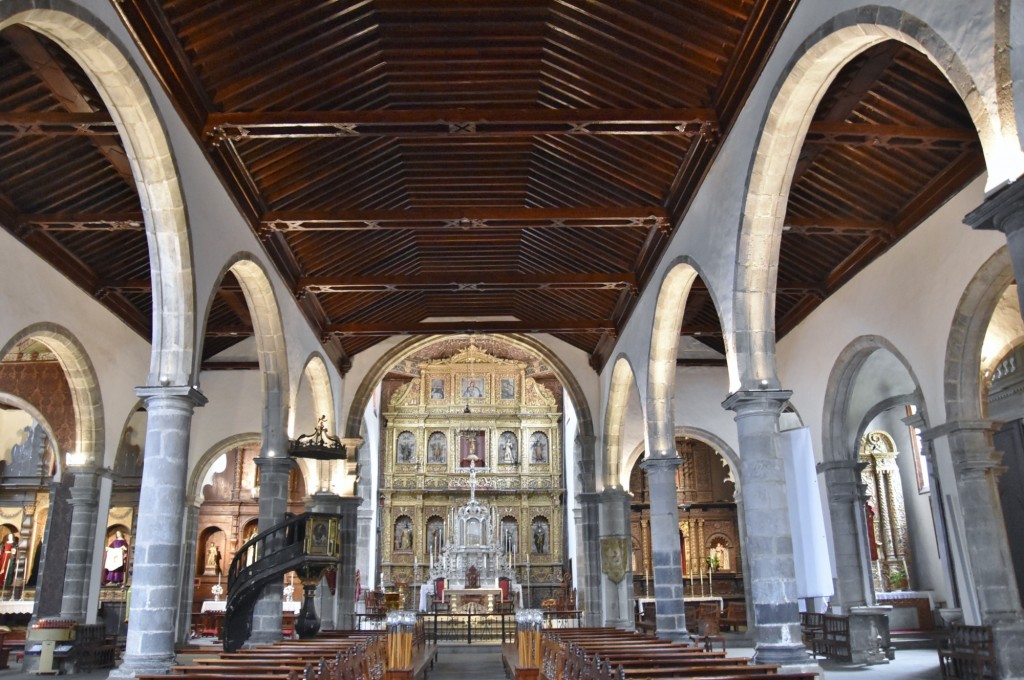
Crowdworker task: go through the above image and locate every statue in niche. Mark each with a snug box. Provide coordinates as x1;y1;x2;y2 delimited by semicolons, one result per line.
532;521;548;553
499;432;518;465
428;432;446;464
395;518;413;551
397;431;416;464
205;542;222;575
530;432;548;464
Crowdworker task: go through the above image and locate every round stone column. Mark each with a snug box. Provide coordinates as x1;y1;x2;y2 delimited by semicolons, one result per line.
722;389;807;665
248;455;296;645
575;492;603;627
60;466;99;621
175;499;202;645
945;420;1024;677
817;459;872;609
111;386;205;678
641;455;689;641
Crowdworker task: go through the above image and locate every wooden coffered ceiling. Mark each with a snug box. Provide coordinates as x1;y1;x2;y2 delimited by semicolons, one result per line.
0;2;983;374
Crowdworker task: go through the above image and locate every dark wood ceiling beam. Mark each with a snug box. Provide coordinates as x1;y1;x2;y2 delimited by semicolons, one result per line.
676;358;727;367
0;111;118;137
4;26;133;184
217;288;253;326
783;216;893;238
325;319;615;337
792;42;903;181
299;272;637;294
21;212;145;231
200;360;260;371
205;326;254;338
261;207;668;232
804;122;977;149
205;108;717;141
111;0;215;133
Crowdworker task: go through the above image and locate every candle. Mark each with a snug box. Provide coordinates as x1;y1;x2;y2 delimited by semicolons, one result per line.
217;572;221;587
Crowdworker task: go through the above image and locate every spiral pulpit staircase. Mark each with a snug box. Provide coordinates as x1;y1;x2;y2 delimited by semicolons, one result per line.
223;512;341;652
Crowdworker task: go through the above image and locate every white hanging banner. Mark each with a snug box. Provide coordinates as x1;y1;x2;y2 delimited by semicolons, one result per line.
778;426;834;599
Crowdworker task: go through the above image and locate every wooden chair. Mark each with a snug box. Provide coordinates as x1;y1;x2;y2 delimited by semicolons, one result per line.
431;577;449;613
497;576;514;613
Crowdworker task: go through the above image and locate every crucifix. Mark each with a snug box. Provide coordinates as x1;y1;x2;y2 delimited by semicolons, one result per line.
463;433;481;502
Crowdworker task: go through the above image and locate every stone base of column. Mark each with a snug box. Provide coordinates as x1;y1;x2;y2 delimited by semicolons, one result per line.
245;629;283;647
848;606;893;664
108;652;176;678
992;618;1024;679
604;616;633;629
752;643;811;666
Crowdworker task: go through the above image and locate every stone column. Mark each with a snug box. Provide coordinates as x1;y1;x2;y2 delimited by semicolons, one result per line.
722;390;807;666
60;466;99;621
575;492;603;627
817;459;872;609
306;492;361;630
944;420;1024;677
112;386;206;678
641;455;689;641
965;179;1024;316
597;487;633;629
248;455;295;645
175;499;201;645
353;439;375;600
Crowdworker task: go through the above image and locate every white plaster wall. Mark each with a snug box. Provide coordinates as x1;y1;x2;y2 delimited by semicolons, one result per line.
777;175;1001;451
187;370;263;470
0;228;150;468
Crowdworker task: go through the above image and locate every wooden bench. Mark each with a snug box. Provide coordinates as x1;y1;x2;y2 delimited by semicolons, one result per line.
938;623;996;679
812;614;851;662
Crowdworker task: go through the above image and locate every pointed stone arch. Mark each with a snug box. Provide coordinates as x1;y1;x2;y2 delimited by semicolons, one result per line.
0;3;196;386
0;323;104;469
604;355;640;490
735;6;1005;391
202;256;291;455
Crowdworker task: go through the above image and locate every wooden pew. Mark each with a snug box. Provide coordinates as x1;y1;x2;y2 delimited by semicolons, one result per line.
938;623;996;679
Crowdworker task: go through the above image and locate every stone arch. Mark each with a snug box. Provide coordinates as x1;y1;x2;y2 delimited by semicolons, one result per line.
605;355;641;490
345;333;596;488
823;335;929;463
0;393;62;479
648;260;725;453
673;426;742;496
736;6;1005;391
0;4;195;385
0;323;104;469
945;246;1014;422
187;433;261;501
202;256;291;455
294;353;335;435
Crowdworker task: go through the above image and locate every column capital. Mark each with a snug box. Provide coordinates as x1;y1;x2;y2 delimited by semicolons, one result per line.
722;388;792;415
817;458;869;475
134;384;208;407
920;418;1000;443
641;455;683;472
965;179;1024;236
254;455;297;472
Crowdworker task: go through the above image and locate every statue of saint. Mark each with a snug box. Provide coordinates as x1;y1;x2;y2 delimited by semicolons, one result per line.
205;543;221;575
103;531;129;585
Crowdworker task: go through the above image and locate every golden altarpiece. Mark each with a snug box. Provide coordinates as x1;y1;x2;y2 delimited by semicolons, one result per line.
380;343;564;605
630;437;744;606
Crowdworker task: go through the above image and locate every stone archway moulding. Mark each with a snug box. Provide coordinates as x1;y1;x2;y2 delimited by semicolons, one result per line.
0;3;197;387
945;246;1014;422
735;6;1006;393
187;432;261;502
822;335;928;463
0;393;63;479
647;261;726;459
605;355;640;489
0;323;104;470
620;427;742;496
201;255;291;456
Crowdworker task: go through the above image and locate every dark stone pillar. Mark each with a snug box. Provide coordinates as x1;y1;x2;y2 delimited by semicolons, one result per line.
641;455;689;641
111;386;206;678
723;390;808;666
